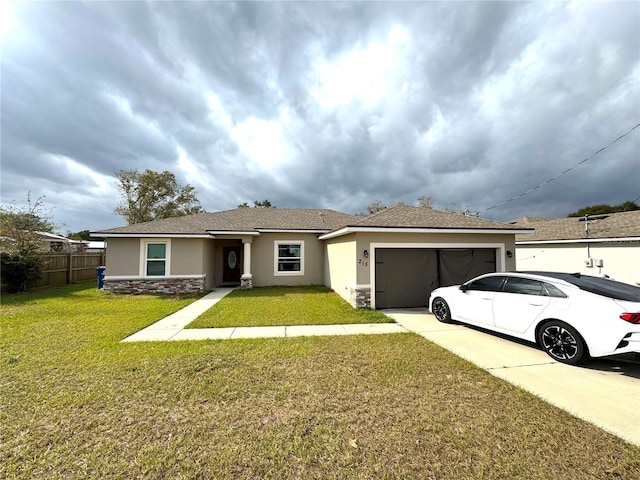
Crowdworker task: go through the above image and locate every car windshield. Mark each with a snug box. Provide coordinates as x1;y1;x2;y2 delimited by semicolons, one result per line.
520;272;640;302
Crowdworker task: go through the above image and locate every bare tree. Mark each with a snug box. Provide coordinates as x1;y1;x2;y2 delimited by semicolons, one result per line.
416;196;435;208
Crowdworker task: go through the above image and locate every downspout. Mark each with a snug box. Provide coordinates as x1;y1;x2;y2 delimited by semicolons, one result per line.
584;214;591;266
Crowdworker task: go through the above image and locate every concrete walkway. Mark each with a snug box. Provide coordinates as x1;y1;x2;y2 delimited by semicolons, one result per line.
385;308;640;447
121;288;408;342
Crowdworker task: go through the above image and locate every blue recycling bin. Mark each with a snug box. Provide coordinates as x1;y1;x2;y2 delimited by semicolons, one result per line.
97;266;106;289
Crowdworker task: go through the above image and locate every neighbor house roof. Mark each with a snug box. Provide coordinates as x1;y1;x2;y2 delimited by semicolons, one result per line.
35;232;77;243
512;210;640;243
93;208;359;237
1;231;79;244
319;204;532;240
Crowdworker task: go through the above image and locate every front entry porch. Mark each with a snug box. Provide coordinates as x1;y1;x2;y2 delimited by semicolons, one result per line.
215;237;253;289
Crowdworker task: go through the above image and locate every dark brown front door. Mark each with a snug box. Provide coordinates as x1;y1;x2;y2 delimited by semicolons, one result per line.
222;246;241;284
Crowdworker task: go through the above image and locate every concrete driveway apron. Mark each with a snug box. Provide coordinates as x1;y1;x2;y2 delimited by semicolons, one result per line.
385;308;640;447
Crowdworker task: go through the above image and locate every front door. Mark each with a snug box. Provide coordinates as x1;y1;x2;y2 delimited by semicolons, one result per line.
222;246;241;284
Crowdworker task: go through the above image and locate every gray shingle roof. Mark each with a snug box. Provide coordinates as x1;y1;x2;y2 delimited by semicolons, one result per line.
94;204;530;237
513;210;640;242
345;204;527;230
93;208;358;235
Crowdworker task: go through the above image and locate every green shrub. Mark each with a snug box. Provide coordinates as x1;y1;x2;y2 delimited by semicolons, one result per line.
0;231;43;293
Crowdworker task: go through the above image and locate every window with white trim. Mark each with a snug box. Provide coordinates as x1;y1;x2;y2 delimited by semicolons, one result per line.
145;242;168;276
274;241;304;276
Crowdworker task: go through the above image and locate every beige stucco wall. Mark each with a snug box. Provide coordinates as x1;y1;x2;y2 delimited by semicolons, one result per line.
104;230;519;297
324;236;358;304
171;238;205;276
104;233;326;288
105;237;214;283
250;232;325;286
104;238;140;276
202;239;216;290
170;238;217;288
516;242;640;286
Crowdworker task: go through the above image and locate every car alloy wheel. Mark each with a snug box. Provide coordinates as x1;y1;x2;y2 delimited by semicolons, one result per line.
538;321;588;365
432;297;452;323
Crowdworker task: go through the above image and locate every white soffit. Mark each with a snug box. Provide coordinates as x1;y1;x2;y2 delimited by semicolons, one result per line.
319;226;532;240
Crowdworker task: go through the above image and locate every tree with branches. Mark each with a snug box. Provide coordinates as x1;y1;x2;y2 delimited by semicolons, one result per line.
237;200;275;208
114;169;204;224
567;201;639;217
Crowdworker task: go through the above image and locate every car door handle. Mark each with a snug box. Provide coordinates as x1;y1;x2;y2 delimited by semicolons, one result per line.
528;303;543;306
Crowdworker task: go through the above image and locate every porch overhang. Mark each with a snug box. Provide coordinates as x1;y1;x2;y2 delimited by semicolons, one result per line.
206;230;261;237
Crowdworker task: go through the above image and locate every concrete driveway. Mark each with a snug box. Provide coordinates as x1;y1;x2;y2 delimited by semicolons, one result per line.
385;308;640;447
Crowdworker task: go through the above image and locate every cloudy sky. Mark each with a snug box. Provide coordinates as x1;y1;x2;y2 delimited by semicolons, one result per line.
1;1;639;233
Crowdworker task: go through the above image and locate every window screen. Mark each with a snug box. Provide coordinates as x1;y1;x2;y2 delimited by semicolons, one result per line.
146;243;166;276
277;244;301;272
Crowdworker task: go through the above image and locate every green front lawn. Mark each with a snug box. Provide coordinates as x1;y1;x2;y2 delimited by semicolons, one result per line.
1;283;639;479
187;285;392;328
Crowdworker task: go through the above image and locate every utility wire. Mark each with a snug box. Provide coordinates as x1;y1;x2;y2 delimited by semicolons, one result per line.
483;122;640;212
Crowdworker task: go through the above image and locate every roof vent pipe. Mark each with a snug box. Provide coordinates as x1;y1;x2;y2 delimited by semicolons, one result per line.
584;214;589;237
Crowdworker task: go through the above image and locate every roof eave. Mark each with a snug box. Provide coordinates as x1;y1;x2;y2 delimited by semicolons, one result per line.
255;229;331;234
91;232;213;239
517;236;640;245
319;226;533;240
206;230;261;236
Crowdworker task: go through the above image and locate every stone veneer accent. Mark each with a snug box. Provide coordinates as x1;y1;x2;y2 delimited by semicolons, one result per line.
104;277;206;295
349;285;371;309
240;274;253;290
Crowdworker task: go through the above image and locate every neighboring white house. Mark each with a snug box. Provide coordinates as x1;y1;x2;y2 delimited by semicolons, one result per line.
83;240;106;253
512;211;640;286
0;231;86;253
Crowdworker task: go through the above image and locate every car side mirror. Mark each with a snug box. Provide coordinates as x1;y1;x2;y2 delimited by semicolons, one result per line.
460;284;468;292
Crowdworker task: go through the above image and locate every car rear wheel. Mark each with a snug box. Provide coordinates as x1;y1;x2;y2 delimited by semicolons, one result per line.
432;297;453;323
537;321;589;365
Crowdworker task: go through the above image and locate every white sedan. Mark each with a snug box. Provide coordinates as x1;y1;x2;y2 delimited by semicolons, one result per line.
429;271;640;365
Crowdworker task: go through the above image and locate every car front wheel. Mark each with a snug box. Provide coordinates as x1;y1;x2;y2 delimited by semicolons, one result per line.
432;297;453;323
537;321;589;365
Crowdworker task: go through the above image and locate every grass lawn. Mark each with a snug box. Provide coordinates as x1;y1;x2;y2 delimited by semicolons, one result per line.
187;285;392;328
1;283;639;479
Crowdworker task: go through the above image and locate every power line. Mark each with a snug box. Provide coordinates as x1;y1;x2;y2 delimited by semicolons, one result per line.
483;122;640;212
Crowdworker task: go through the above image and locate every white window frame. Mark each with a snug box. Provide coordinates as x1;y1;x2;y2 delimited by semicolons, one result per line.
140;239;172;277
274;240;304;276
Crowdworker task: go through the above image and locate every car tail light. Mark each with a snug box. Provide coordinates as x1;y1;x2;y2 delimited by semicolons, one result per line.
620;313;640;324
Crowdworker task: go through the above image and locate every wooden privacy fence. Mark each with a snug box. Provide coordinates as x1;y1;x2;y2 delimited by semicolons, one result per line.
28;252;106;290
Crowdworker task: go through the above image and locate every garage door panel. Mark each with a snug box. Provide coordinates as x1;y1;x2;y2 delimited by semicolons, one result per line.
375;248;497;309
439;249;496;287
375;249;438;309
